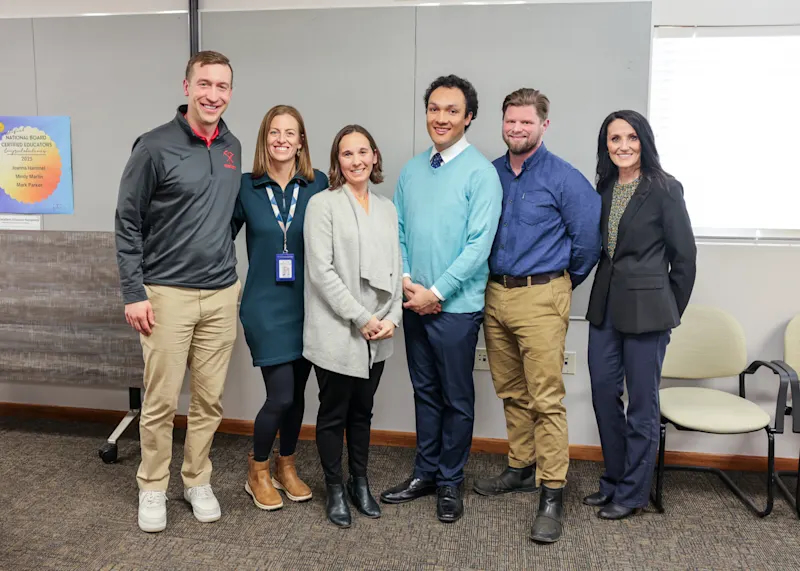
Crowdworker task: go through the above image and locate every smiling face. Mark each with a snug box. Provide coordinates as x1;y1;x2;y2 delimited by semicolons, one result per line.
606;118;642;173
338;132;377;189
182;62;232;128
266;114;302;169
502;104;549;156
426;86;472;152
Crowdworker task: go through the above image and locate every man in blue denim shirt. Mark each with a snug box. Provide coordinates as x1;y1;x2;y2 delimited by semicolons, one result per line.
474;88;601;544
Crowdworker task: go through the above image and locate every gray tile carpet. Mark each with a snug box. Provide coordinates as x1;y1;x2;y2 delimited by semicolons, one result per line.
1;416;799;570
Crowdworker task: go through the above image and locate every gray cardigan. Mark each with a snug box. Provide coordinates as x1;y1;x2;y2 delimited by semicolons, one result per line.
303;185;403;379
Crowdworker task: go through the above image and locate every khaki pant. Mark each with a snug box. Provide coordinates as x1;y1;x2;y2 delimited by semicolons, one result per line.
136;281;240;491
484;274;571;487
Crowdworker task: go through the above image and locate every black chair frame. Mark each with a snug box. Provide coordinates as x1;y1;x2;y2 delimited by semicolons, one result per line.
651;361;790;518
770;359;800;517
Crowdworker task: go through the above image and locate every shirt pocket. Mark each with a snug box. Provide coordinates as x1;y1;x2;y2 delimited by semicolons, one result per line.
625;274;665;290
518;192;552;226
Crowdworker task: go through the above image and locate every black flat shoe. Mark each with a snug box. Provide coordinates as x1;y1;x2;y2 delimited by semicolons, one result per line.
325;483;352;528
380;476;437;504
598;502;640;520
473;464;538;496
583;491;612;507
436;485;464;523
347;476;381;518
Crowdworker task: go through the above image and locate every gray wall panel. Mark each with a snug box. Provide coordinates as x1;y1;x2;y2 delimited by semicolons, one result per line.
415;2;652;315
0;231;142;388
32;14;188;231
0;19;38;116
200;8;416;199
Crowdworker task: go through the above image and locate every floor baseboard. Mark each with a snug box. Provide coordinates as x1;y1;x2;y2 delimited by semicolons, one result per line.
1;401;795;472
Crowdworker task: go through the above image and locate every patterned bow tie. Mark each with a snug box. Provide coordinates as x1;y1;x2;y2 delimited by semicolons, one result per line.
430;152;443;169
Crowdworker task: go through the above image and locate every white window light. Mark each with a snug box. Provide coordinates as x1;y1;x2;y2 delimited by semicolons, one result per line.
649;26;800;240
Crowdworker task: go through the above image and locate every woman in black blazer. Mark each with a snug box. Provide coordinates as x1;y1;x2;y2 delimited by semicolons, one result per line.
584;110;696;520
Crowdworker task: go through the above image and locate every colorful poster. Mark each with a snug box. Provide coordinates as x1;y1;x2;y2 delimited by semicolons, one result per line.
0;116;73;214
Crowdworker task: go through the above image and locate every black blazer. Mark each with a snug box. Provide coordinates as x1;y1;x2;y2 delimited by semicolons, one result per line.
586;174;697;334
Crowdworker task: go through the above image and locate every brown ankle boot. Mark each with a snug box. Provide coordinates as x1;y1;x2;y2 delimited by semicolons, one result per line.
273;453;312;502
245;452;283;510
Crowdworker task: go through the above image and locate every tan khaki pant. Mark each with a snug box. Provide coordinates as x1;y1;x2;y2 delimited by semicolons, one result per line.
484;274;571;487
136;281;240;491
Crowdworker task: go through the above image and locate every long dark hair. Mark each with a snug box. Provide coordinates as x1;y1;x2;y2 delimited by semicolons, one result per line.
595;110;667;191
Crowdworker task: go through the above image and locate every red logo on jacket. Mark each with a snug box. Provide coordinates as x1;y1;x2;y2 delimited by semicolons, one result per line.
223;150;236;170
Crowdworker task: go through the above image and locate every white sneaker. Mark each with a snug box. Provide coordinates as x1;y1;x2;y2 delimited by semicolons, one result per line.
183;484;221;523
138;490;167;533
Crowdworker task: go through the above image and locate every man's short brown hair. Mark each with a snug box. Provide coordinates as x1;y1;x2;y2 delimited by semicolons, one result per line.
185;50;233;85
502;88;550;122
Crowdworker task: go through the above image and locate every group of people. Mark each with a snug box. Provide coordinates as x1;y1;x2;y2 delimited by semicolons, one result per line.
115;51;697;543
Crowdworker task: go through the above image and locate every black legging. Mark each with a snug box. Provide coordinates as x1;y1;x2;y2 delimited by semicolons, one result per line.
315;361;384;484
253;358;313;462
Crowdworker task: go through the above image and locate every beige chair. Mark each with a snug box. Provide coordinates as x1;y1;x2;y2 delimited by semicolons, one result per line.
653;305;790;517
772;314;800;517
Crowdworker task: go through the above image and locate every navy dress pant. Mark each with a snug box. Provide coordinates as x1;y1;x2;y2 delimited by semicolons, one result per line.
588;307;670;508
403;309;484;487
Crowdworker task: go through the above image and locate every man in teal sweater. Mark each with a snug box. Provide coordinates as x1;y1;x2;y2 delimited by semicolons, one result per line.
381;75;502;523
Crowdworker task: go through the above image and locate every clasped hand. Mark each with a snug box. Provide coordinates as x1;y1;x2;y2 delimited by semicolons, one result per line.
360;316;395;340
402;278;442;315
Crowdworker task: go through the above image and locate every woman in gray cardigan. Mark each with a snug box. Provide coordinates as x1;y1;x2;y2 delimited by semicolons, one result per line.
303;125;403;528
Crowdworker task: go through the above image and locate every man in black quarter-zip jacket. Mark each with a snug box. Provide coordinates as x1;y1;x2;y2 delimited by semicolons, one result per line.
114;50;242;534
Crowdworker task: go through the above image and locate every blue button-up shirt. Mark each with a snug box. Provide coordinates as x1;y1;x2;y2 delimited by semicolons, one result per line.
489;144;601;288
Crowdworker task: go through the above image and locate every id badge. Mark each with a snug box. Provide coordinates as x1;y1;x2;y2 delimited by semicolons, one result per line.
276;253;295;282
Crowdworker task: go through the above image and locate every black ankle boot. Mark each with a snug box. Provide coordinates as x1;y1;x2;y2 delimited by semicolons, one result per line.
325;483;352;528
347;476;381;518
473;464;538;496
530;485;564;543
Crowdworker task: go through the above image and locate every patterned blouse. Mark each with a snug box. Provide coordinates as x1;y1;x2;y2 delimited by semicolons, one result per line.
607;178;640;258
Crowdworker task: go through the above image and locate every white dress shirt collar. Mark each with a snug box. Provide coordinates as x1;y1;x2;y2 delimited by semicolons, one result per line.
430;135;470;165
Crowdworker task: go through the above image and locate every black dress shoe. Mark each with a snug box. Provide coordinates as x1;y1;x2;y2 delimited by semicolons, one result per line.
598;502;640;520
347;475;381;518
436;485;464;523
530;485;564;543
325;483;352;528
380;476;437;504
473;464;538;496
583;491;612;507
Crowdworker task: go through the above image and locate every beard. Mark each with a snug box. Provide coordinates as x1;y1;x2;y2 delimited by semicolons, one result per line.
504;132;541;156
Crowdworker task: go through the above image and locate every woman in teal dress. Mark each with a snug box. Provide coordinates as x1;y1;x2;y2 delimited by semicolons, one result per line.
232;105;328;511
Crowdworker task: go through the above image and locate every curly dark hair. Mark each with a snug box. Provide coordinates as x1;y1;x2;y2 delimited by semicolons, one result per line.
423;75;479;130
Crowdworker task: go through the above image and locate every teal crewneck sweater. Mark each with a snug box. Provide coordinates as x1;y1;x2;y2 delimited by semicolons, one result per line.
393;145;503;313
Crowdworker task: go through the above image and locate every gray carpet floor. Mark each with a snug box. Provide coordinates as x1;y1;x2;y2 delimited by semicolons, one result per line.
1;417;799;570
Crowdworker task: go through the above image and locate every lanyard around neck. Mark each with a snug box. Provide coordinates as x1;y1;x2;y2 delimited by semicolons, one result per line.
265;183;300;253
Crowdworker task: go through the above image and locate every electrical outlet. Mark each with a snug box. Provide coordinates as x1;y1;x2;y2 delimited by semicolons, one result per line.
563;351;576;375
474;348;490;370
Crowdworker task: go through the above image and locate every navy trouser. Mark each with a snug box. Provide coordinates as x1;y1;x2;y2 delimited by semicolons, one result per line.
403;309;484;487
588;308;671;508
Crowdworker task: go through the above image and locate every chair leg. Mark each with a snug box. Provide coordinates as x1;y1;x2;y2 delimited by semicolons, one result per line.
650;422;667;513
777;446;800;518
656;427;775;518
766;429;775;517
796;447;799;518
